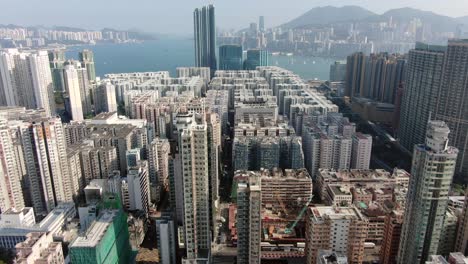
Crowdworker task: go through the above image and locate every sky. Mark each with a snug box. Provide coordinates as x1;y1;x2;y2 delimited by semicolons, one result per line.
1;0;468;35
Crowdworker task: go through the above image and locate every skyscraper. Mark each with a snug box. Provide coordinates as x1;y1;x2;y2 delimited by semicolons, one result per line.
0;120;25;212
435;39;468;180
78;50;96;82
399;43;446;152
219;45;243;70
63;64;84;121
4;114;74;215
259;16;265;32
345;52;366;97
0;49;55;116
398;121;458;263
48;49;66;92
194;5;217;74
176;114;211;262
236;173;261;264
243;49;269;70
28;51;56;116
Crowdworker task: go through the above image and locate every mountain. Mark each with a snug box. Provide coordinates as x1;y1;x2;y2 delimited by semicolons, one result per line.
379;7;459;32
457;16;468;26
281;6;462;33
280;6;376;29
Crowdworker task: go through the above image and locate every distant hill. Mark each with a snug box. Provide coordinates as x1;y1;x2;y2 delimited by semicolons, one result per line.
280;6;376;29
281;6;463;33
378;7;459;32
457;16;468;26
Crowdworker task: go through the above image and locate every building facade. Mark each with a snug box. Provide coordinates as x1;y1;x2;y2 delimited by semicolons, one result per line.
398;121;458;263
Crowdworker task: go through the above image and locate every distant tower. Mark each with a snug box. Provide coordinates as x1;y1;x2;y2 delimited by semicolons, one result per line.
194;5;217;74
63;64;84;121
398;121;458;263
0;49;55;116
243;49;269;70
78;49;96;82
259;16;265;32
219;45;243;70
48;49;66;92
94;81;117;114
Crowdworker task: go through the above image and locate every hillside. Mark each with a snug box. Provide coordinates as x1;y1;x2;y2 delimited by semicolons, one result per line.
281;6;462;33
280;6;376;29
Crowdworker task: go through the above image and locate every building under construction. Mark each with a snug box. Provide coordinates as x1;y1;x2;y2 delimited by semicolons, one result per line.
233;168;313;260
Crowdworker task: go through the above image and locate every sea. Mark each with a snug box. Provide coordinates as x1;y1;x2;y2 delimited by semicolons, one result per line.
66;37;336;81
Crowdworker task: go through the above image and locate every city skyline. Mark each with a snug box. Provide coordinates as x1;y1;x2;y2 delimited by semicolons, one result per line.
2;1;468;263
1;0;468;35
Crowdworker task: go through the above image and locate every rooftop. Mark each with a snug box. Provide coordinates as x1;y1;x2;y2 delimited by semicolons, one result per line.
70;210;118;248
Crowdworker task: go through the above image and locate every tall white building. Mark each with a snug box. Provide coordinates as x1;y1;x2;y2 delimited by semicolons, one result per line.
94;81;117;114
63;65;84;121
177;113;211;262
0;120;25;212
0;49;55;116
351;132;372;169
28;51;55;116
21;117;74;215
398;121;458;263
0;111;76;216
122;161;150;214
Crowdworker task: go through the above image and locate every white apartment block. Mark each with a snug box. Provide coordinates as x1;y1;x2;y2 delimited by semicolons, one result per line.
351;132;372;169
63;64;84;121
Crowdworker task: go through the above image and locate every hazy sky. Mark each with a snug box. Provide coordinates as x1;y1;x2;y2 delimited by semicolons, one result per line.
1;0;468;35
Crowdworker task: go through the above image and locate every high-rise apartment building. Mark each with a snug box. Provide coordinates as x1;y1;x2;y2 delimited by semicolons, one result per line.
435;39;468;179
63;64;84;121
94;81;117;114
148;138;170;202
194;5;217;73
219;45;243;70
0;49;55;116
236;173;261;264
78;49;96;82
305;206;368;264
244;49;269;70
399;43;446;152
455;193;468;255
177;114;211;262
329;60;347;82
345;52;366;97
28;51;56;116
398;121;458;263
0;120;25;212
9;115;74;215
345;52;406;104
48;49;66;92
